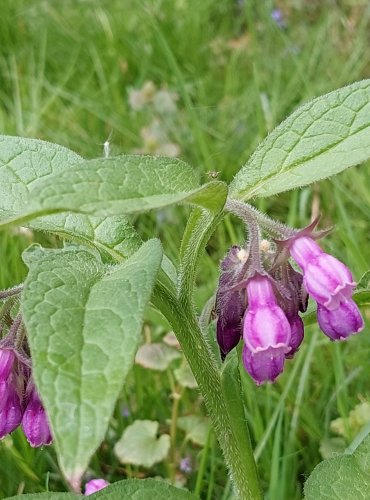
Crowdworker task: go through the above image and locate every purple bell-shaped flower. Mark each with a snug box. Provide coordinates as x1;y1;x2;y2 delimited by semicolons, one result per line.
317;299;364;341
289;236;356;310
22;386;52;447
242;275;291;384
0;377;22;439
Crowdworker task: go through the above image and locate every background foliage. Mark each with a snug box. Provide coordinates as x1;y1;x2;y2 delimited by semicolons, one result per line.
0;1;370;498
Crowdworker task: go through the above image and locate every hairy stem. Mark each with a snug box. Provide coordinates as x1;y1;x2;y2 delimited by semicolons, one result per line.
225;198;296;238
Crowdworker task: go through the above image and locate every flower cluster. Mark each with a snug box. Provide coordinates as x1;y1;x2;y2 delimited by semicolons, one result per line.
0;294;52;447
216;207;364;385
0;347;52;446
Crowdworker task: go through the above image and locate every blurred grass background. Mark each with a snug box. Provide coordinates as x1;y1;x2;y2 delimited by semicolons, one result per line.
0;0;370;498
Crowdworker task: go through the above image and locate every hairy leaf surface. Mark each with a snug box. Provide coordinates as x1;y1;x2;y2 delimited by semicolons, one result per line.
22;240;162;487
231;80;370;199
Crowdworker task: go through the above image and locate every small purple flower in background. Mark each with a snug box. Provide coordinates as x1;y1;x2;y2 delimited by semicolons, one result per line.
84;479;110;496
121;405;131;418
271;8;286;29
22;385;52;447
179;456;192;474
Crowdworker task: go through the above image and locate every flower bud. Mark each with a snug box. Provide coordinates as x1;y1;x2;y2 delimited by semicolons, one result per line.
243;276;291;353
84;479;110;496
285;314;304;358
289;237;355;310
0;382;22;439
242;345;285;385
0;349;15;382
215;246;246;357
22;388;52;447
317;299;364;341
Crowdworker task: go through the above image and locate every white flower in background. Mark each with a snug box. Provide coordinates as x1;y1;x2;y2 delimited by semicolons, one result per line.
153;88;178;114
128;81;157;111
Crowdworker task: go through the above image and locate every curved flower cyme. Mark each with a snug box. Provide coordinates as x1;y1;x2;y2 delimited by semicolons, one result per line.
289;237;356;310
22;388;52;447
84;479;110;496
0;349;15;382
243;275;291;353
242;345;285;385
317;299;364;341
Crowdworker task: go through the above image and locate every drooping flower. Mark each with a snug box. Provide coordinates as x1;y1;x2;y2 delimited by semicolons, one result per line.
242;275;291;384
21;386;52;447
289;236;356;310
317;299;364;341
0;379;22;439
84;479;110;496
215;246;247;358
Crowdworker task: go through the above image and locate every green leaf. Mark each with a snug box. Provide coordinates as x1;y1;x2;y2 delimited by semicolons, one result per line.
304;433;370;499
174;364;198;389
0;152;227;227
5;494;78;500
177;416;211;446
0;135;83;219
30;214;143;261
4;479;198;499
354;270;370;307
93;478;197;499
230;80;370;200
0;136;143;260
114;420;170;468
135;343;181;371
21;239;163;488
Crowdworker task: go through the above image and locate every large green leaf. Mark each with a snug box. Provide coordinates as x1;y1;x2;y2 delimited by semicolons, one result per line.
21;240;163;488
304;433;370;499
94;479;197;499
0;150;227;227
0;136;142;259
5;479;198;499
230;80;370;200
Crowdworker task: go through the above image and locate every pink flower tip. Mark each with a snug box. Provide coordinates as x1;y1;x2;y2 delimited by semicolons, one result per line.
84;479;110;496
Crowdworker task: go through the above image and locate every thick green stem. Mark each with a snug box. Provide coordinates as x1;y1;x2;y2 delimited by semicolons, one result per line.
153;281;262;500
172;303;261;500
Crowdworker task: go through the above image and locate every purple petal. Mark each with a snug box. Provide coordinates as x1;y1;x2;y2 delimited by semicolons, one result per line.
84;479;110;496
317;299;364;341
0;349;15;382
243;305;291;352
246;276;277;308
242;345;285;385
216;320;242;357
21;389;52;447
286;315;304;358
0;387;22;439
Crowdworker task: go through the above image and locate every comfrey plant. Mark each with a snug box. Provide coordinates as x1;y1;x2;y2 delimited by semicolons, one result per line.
0;80;369;499
216;203;364;385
